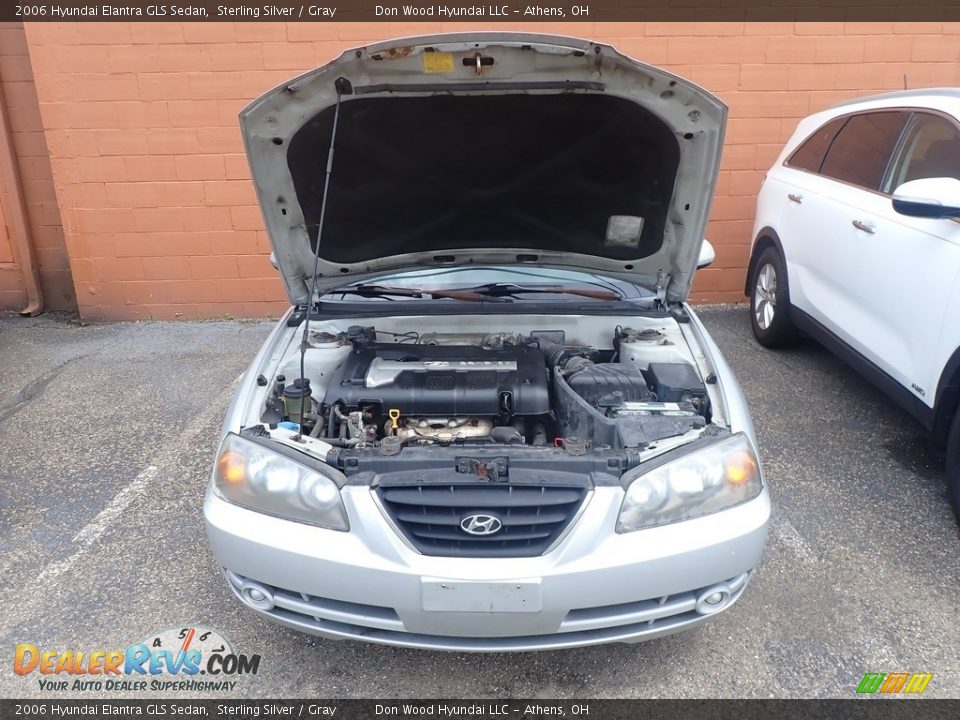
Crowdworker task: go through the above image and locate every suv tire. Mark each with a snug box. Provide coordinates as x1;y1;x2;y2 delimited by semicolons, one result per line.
947;407;960;522
750;247;798;348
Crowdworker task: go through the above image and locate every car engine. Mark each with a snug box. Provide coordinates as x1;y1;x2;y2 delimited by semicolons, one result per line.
264;325;710;450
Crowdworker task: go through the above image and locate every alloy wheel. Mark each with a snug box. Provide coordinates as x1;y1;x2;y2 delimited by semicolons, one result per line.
754;263;778;330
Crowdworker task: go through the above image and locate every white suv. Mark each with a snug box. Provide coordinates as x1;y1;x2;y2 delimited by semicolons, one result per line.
746;88;960;518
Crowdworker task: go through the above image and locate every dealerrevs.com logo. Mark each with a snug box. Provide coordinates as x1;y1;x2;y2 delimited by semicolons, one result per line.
14;627;260;692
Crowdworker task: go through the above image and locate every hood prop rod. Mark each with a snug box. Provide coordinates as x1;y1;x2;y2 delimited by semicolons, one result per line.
296;78;347;441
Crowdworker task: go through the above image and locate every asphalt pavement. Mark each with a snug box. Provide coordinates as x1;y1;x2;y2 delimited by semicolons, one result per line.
0;306;957;699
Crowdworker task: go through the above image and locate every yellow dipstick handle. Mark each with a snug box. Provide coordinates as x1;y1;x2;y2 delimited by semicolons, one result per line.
388;409;400;430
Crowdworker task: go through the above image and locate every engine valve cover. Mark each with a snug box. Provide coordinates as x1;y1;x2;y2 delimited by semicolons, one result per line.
326;343;550;417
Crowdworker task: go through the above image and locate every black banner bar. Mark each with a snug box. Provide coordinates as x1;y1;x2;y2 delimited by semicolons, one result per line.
2;700;959;720
4;0;960;22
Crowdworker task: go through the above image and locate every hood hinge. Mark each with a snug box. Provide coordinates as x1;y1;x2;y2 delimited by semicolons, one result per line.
655;271;671;308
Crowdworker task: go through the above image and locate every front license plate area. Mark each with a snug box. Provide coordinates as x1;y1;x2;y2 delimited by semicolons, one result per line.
421;578;543;613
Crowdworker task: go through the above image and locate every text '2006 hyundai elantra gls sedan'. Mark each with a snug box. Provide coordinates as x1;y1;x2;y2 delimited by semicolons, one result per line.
203;33;770;651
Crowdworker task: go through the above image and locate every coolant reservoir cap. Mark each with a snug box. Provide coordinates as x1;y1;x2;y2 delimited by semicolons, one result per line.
282;378;312;399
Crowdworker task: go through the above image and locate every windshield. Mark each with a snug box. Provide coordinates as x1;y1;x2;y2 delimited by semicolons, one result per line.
320;266;655;302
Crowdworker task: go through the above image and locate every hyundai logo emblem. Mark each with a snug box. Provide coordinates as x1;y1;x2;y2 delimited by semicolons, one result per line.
460;513;503;536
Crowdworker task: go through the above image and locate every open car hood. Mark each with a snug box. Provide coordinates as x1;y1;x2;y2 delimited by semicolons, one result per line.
240;33;726;305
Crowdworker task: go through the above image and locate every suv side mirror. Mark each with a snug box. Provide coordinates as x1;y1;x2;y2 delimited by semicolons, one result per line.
892;177;960;219
697;239;716;269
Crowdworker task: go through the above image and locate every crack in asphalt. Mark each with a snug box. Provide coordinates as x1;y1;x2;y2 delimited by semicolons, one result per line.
0;355;87;425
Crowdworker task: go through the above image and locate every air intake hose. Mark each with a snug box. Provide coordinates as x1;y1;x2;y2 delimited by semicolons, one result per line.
537;339;593;375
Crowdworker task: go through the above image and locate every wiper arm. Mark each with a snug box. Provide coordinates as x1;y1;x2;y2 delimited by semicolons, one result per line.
331;284;511;303
330;283;624;303
459;283;623;301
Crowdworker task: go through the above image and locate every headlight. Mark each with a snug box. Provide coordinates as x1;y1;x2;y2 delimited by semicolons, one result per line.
616;433;762;533
212;433;349;531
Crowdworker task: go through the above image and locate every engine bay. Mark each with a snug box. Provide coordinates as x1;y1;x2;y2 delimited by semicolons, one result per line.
261;319;716;453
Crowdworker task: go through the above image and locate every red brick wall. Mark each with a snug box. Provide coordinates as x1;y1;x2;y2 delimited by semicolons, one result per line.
0;22;75;311
19;21;960;320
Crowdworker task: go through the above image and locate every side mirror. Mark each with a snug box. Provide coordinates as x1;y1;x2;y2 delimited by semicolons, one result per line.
269;252;279;270
697;239;716;270
892;177;960;219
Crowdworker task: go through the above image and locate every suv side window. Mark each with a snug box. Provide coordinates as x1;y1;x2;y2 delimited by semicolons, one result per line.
785;117;847;173
884;112;960;193
819;112;909;191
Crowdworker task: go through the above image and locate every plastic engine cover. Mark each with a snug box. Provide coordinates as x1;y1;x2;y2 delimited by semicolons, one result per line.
325;343;550;417
565;363;654;407
646;362;707;402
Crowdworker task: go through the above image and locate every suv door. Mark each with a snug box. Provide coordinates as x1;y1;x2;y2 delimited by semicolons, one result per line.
874;112;960;406
786;111;906;333
800;110;960;407
763;116;846;316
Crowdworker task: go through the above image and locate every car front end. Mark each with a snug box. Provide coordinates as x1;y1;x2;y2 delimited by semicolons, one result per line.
203;33;770;650
203;288;769;650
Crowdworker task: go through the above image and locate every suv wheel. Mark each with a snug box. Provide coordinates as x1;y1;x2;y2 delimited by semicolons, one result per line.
947;408;960;522
750;247;798;347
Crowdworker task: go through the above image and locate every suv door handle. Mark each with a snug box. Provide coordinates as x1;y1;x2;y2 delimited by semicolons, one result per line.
851;219;876;233
787;193;803;204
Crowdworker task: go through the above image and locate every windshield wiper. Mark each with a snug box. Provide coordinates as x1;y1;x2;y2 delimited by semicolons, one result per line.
330;282;626;303
455;283;623;301
330;284;512;303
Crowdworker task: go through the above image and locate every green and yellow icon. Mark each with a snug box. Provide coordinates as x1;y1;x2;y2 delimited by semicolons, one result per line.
857;672;933;694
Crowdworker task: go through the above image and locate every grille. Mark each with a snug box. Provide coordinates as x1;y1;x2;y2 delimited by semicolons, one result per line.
425;373;455;390
225;571;403;632
377;483;587;557
225;569;734;650
467;372;498;389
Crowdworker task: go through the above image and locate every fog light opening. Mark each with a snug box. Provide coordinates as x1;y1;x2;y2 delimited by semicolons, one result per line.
695;585;732;615
241;581;275;610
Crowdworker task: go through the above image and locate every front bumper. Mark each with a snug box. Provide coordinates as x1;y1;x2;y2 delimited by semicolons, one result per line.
205;481;769;651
